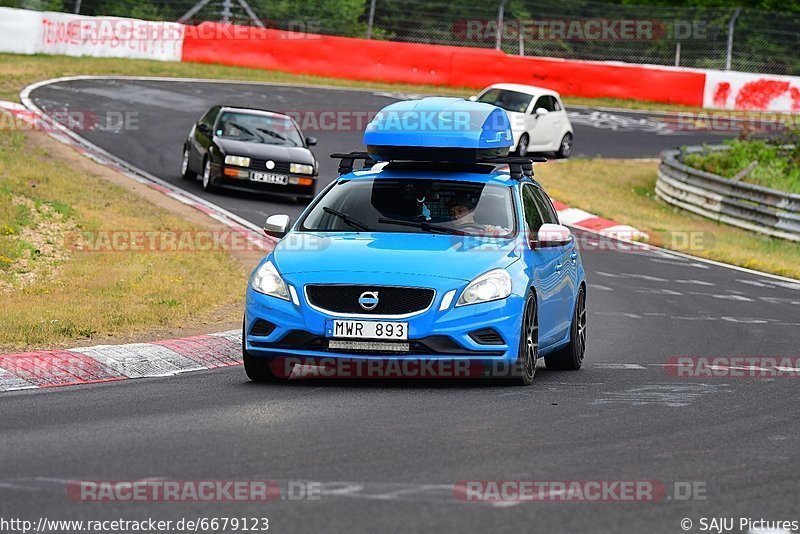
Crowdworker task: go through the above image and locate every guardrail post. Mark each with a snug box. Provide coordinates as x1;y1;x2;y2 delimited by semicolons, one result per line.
495;0;507;50
366;0;377;39
725;8;741;70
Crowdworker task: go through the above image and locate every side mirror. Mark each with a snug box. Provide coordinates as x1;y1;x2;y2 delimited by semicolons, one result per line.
468;95;478;102
533;223;572;248
198;123;212;135
264;214;292;239
305;136;318;146
534;108;549;116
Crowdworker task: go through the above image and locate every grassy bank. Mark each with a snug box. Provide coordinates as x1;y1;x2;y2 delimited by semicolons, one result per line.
536;158;800;279
0;126;245;349
684;134;800;195
1;53;714;113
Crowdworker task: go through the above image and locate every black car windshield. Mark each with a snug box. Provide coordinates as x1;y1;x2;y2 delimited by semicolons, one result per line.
301;178;515;238
477;89;533;114
216;111;304;146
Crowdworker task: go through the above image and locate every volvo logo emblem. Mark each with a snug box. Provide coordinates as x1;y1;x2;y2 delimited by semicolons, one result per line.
265;160;276;170
358;291;379;311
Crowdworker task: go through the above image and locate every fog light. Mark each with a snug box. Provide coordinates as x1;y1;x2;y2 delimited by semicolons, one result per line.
288;177;314;186
224;167;248;178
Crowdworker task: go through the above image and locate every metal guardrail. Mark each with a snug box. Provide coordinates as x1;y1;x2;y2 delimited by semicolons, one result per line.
656;145;800;242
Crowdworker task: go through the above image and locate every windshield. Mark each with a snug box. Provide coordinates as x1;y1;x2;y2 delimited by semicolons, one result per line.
215;111;304;146
477;89;533;114
301;178;516;238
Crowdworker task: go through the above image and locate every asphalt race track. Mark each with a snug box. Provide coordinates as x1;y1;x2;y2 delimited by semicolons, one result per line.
2;78;798;533
28;78;734;227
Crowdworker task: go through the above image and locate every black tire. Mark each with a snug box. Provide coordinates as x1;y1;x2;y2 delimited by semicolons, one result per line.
201;158;216;192
545;286;586;370
242;321;283;383
505;294;538;386
515;133;530;157
556;133;573;159
180;146;196;180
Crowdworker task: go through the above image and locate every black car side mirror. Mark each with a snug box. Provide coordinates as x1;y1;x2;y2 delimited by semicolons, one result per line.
198;123;211;135
306;136;318;146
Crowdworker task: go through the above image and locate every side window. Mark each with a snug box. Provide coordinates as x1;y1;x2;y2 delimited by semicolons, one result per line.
522;185;546;235
532;96;549;113
551;96;562;111
200;106;220;129
529;185;559;225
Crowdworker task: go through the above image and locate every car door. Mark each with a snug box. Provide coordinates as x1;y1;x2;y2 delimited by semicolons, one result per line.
521;184;572;346
528;96;559;151
549;96;570;147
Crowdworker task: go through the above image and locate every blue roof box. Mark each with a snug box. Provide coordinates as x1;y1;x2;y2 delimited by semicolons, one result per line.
364;97;513;162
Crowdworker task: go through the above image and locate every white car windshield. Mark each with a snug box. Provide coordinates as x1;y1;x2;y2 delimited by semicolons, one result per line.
477;89;533;114
301;178;516;238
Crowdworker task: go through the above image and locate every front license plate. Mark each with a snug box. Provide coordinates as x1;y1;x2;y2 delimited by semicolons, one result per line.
250;172;288;185
326;319;408;340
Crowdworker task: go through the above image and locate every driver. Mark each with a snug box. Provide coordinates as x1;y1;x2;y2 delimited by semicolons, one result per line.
448;195;508;236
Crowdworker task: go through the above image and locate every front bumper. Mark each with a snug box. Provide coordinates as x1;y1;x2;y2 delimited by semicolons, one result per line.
244;283;525;367
210;163;317;198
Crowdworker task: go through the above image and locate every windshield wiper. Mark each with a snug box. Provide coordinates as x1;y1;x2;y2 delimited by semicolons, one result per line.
323;207;370;231
378;217;466;235
256;128;296;145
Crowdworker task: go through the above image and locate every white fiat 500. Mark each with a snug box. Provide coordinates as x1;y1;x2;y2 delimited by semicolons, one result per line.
470;83;574;158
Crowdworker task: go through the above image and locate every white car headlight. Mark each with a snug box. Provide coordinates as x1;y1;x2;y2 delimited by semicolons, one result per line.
225;155;251;167
251;260;290;300
456;269;512;307
290;163;315;175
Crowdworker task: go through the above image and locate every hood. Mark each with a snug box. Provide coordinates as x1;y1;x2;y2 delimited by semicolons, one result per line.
215;138;315;163
272;232;521;282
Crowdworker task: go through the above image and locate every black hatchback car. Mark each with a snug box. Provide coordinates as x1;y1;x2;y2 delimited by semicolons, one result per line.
181;105;319;202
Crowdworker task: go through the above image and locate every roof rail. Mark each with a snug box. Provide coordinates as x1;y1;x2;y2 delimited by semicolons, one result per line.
330;152;375;175
477;156;547;180
330;152;546;178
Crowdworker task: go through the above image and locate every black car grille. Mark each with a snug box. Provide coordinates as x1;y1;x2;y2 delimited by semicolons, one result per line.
250;319;276;337
305;285;435;315
469;328;505;345
248;158;291;173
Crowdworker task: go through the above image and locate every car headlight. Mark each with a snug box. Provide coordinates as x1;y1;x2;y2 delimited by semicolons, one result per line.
456;268;512;306
290;163;315;175
251;260;290;300
225;155;250;167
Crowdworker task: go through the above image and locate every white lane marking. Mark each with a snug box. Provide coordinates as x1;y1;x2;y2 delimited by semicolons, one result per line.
592;384;730;407
589;283;614;291
620;273;669;282
635;288;684;296
593;311;642;319
686;292;754;302
592;363;646;369
721;317;770;324
674;279;715;286
760;297;800;305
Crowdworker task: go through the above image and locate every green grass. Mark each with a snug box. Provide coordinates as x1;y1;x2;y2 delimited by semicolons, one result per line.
0;53;723;113
535;158;800;279
684;133;800;194
0;126;246;349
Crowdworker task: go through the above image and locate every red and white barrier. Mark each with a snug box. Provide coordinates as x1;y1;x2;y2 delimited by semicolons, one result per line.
0;7;183;61
0;7;797;111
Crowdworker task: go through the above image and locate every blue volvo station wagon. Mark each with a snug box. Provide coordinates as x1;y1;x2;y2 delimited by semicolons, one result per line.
243;97;586;386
